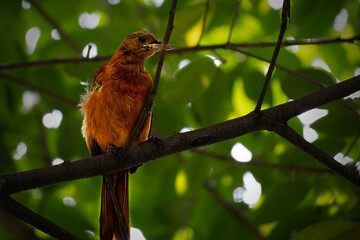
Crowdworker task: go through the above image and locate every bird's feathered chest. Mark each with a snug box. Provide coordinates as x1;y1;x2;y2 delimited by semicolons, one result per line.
80;65;152;152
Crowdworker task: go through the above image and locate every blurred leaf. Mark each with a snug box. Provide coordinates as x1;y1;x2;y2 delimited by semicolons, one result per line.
312;101;360;136
251;181;310;224
162;56;217;105
281;68;335;100
291;220;360;240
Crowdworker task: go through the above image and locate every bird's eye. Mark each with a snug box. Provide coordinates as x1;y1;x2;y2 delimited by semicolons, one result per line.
137;36;146;43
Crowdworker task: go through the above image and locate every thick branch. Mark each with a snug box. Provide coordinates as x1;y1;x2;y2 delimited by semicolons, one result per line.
0;196;80;240
1;76;359;194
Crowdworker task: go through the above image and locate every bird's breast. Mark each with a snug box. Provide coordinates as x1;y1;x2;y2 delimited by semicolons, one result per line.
83;78;152;152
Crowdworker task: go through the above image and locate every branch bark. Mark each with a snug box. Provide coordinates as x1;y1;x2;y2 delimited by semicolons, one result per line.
1;75;359;195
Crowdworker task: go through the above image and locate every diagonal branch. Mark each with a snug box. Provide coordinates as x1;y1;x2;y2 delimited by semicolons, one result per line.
1;75;359;195
27;0;82;53
124;0;178;150
205;180;263;239
192;149;333;174
0;73;78;107
273;124;360;187
197;0;210;46
255;0;290;112
227;1;241;44
0;195;80;240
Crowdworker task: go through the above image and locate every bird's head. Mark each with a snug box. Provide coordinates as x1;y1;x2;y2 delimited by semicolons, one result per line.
118;31;175;60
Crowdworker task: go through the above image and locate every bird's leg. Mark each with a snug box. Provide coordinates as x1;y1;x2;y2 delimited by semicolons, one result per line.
107;145;124;160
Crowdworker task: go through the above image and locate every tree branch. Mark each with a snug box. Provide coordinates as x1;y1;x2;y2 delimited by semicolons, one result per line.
1;75;359;194
255;0;290;112
0;195;80;240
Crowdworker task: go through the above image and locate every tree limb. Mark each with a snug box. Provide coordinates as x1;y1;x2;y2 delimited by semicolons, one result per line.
1;75;359;194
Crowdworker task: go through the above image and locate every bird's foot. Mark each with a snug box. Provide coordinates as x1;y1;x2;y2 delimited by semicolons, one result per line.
107;145;123;155
129;164;143;174
146;136;162;148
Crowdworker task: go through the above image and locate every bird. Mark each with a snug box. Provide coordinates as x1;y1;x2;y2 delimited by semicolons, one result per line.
80;31;174;240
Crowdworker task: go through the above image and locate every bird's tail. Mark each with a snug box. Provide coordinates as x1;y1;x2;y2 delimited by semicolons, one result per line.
100;171;130;240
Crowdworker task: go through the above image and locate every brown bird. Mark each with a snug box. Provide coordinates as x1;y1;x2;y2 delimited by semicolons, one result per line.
80;31;174;240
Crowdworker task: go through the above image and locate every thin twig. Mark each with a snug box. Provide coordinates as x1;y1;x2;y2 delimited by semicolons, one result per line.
0;56;111;70
124;0;178;150
205;180;263;239
229;46;326;88
0;73;78;107
0;195;80;240
27;0;82;53
197;0;210;46
227;1;241;44
86;44;92;59
192;149;332;174
255;0;290;112
229;46;360;120
1;36;358;71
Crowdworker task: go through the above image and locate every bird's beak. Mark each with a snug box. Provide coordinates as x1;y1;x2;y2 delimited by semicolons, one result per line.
147;41;175;51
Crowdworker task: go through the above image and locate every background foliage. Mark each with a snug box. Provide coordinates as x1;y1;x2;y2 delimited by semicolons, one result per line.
0;0;360;239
